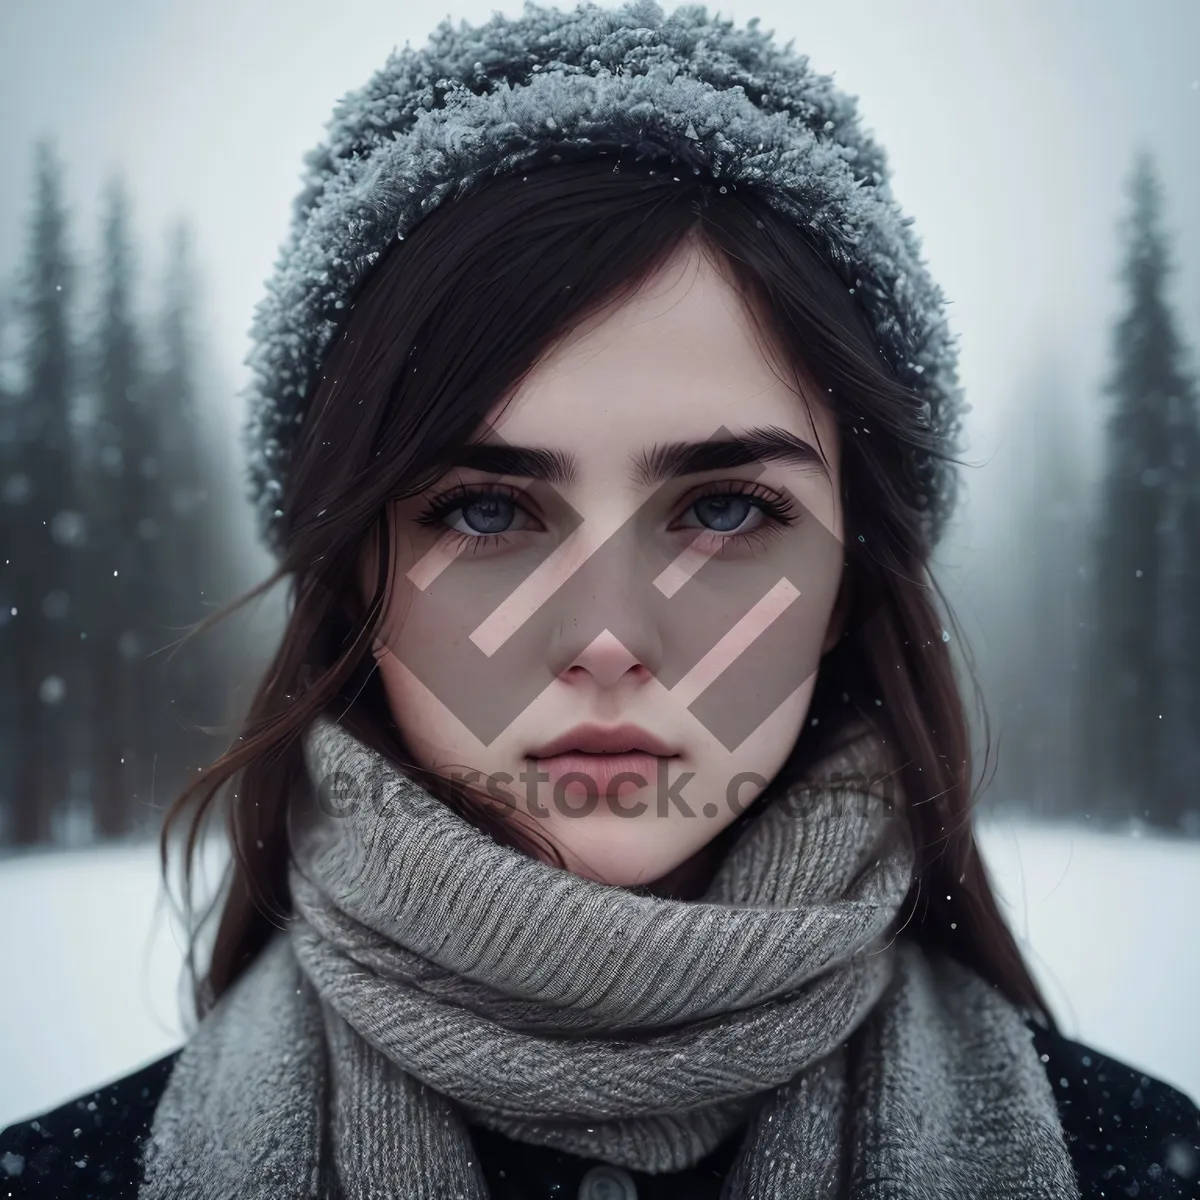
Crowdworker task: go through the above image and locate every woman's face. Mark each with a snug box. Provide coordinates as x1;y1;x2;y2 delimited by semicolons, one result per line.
370;240;845;888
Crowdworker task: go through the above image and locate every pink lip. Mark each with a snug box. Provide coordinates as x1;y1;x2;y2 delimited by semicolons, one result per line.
529;722;678;759
528;724;679;802
531;752;668;799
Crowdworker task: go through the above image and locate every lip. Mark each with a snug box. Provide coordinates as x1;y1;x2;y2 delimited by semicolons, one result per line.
533;751;668;799
529;722;679;759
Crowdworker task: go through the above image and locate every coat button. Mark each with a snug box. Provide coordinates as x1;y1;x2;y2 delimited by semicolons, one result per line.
577;1163;638;1200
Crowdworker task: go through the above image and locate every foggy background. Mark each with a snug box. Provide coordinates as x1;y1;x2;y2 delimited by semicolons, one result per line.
2;0;1198;1123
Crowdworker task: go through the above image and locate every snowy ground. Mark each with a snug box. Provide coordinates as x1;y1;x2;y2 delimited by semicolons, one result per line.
1;818;1197;1127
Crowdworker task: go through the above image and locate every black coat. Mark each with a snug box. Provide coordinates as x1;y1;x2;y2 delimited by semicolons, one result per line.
2;1022;1197;1199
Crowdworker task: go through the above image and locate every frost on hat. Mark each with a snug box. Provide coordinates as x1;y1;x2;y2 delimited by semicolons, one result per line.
242;0;964;554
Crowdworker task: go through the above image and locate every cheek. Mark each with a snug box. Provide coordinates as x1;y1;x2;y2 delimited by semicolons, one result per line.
372;644;475;774
373;651;432;758
671;531;842;742
718;670;820;801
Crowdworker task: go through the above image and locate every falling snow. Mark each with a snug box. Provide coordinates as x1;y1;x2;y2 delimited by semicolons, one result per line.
241;0;963;555
0;818;1196;1127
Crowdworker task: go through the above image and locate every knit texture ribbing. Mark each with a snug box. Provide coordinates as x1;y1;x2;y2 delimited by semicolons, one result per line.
140;714;1079;1198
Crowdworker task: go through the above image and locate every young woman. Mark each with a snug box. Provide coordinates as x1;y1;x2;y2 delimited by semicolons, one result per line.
3;3;1197;1197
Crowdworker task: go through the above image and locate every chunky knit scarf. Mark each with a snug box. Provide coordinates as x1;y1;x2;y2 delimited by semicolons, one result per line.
140;714;1079;1199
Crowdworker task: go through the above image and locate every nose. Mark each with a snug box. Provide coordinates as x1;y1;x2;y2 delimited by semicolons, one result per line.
537;513;667;691
559;628;654;689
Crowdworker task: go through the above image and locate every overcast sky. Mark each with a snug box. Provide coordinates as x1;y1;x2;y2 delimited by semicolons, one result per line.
2;0;1197;563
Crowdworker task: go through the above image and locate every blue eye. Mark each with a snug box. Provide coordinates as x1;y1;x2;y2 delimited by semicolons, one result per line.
415;485;536;540
692;494;758;532
455;495;517;535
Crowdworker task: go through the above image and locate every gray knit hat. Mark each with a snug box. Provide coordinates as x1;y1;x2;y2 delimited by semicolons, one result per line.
242;0;964;554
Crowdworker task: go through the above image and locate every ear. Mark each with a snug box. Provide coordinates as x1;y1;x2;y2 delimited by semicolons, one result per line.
821;569;851;656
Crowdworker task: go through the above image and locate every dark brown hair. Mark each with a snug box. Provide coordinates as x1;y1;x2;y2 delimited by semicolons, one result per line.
164;153;1049;1024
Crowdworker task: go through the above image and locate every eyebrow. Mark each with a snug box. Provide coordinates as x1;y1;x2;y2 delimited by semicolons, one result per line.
448;426;829;489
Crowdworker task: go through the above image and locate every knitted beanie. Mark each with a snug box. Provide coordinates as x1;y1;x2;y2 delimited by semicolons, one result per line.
241;0;964;554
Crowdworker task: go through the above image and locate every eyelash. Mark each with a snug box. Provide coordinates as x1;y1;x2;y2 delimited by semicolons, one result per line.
414;482;535;553
413;480;800;554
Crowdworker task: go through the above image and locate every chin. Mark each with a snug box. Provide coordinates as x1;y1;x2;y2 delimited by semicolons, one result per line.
551;826;696;890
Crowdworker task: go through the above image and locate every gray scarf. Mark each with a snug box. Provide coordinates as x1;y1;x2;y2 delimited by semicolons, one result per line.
140;714;1079;1198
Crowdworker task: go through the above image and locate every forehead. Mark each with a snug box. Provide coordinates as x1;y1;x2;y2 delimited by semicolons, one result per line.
490;243;835;461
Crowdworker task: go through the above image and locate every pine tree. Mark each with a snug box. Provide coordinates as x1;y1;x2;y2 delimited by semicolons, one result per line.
1082;151;1200;829
0;141;87;846
0;291;18;843
83;176;162;837
991;357;1089;818
144;219;219;791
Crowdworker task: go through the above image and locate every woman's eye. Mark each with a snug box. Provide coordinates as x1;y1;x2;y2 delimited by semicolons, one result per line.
686;494;764;534
445;494;527;536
